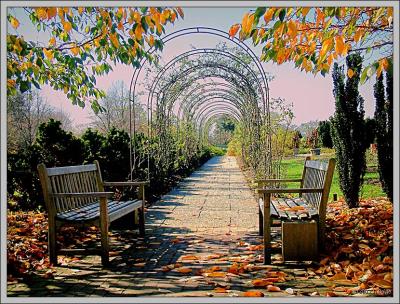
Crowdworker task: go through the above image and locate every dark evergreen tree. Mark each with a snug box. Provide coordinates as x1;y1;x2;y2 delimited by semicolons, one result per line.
364;118;376;147
330;53;368;208
374;64;393;201
318;120;333;148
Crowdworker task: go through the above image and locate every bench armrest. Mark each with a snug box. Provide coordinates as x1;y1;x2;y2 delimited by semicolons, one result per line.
103;181;149;187
255;178;303;184
256;188;324;194
51;192;114;198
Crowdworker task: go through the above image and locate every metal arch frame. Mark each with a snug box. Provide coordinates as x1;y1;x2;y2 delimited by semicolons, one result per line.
149;53;262;124
128;27;271;181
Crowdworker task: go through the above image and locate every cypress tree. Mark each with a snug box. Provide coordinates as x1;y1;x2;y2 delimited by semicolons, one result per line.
374;63;393;201
330;53;368;208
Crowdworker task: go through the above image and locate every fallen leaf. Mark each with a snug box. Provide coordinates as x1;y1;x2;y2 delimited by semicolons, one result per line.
267;285;281;292
242;291;264;297
175;267;192;274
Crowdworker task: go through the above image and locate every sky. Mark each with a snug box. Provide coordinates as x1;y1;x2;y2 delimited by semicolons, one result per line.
9;6;379;127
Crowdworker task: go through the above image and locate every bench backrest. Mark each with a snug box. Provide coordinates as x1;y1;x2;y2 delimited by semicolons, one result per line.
300;157;335;215
37;160;104;216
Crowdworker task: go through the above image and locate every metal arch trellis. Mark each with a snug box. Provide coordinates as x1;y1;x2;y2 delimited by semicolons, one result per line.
128;26;272;182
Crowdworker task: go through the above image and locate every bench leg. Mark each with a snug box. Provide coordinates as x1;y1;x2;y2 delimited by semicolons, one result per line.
138;185;145;237
258;204;263;236
139;207;145;237
99;198;110;266
48;217;57;265
100;221;109;265
263;193;271;265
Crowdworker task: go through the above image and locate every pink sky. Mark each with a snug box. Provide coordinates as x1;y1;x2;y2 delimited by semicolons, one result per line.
13;7;378;127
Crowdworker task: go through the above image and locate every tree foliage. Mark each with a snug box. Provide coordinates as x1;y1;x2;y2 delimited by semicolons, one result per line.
230;7;393;81
330;53;368;208
7;7;184;112
318;120;333;148
374;65;393;201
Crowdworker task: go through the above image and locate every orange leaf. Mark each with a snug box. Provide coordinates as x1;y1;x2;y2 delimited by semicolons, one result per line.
287;20;298;39
71;46;80;56
135;24;143;40
181;255;199;261
214;287;228;293
63;21;72;33
242;291;264;297
347;69;354;78
267;285;281;292
334;35;346;56
176;267;192;274
47;7;57;19
302;7;311;18
229;24;240;38
354;29;363;43
43;48;54;61
252;279;273;287
204;271;226;278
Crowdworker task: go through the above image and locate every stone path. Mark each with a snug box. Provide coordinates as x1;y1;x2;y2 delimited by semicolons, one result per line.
7;156;355;297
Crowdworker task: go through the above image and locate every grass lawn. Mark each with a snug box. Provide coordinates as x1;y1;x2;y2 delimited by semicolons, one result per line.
280;153;385;201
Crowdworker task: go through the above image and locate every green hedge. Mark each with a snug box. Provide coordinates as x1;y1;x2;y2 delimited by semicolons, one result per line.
7;119;218;210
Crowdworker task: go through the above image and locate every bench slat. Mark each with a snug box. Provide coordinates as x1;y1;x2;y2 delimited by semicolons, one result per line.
258;197;279;217
292;198;319;218
57;200;142;222
285;199;309;219
46;164;97;176
305;160;328;171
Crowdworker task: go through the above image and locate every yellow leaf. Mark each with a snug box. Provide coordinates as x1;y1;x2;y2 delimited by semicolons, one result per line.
347;69;354;78
302;7;311;17
35;8;47;20
334;35;345;56
229;24;240;38
48;37;56;46
133;11;141;23
264;8;275;24
63;21;72;33
78;7;84;15
10;17;20;29
43;48;54;60
63;86;69;94
287;20;298;39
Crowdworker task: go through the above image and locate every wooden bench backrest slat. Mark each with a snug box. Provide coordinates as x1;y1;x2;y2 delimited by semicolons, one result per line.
301;158;335;212
38;163;103;215
46;164;97;176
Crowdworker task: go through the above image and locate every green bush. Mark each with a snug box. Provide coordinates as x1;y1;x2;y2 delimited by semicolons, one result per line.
7;119;217;210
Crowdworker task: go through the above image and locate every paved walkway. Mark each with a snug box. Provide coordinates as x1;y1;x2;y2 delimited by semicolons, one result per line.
7;156;335;297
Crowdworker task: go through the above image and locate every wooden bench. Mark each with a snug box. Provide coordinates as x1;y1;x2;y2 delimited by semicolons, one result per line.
37;160;148;266
255;157;335;264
